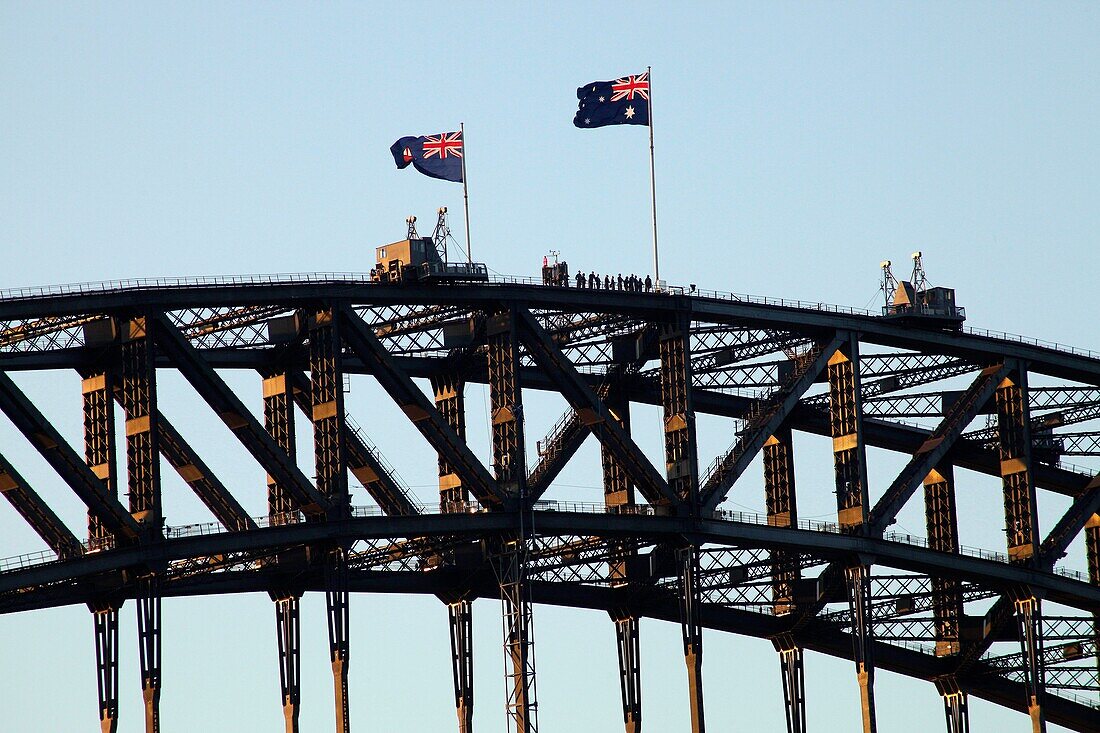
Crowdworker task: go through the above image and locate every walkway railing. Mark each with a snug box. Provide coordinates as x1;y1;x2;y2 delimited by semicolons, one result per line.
1;271;1097;361
0;500;1088;584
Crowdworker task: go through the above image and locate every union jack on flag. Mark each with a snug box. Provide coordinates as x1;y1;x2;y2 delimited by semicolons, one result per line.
390;129;464;183
609;72;649;103
421;131;463;160
574;70;651;128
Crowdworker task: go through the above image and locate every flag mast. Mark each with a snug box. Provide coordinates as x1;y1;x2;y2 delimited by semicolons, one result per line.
460;122;472;263
646;66;660;287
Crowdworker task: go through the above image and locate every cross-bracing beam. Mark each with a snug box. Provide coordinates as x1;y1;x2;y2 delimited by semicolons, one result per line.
338;306;504;508
0;370;140;542
0;451;82;558
515;308;676;507
698;335;842;514
151;313;330;518
867;364;1007;535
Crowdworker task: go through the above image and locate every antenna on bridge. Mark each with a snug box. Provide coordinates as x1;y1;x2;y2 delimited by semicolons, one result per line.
880;260;897;310
910;251;929;295
406;215;419;240
433;207;451;263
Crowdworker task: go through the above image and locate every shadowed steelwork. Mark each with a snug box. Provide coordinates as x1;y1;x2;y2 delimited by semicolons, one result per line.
0;277;1097;733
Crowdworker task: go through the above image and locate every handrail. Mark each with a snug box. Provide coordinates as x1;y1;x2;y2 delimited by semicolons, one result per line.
0;501;1089;584
1;271;1096;361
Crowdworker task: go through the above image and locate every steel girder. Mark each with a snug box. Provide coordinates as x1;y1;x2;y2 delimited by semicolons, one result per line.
151;313;331;518
338;306;504;508
3;283;1100;732
0;369;141;542
0;514;1096;730
515;307;675;507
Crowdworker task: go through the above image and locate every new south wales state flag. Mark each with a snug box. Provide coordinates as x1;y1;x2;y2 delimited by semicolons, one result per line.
390;130;464;182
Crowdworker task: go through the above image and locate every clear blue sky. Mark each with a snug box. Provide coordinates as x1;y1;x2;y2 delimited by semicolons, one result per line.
1;2;1097;731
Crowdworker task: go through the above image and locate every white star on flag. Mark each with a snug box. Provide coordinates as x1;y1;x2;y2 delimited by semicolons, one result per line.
624;106;635;119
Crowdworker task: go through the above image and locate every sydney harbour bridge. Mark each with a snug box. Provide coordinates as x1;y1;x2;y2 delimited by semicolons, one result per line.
0;270;1097;733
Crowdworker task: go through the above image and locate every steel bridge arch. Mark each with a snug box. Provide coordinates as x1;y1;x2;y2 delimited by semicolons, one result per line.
0;277;1097;733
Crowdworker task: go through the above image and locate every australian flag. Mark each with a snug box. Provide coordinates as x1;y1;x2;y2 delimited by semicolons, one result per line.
390;130;464;183
574;71;650;129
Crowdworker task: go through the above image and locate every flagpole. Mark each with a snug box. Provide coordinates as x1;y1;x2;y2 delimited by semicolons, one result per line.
460;122;472;263
646;66;659;288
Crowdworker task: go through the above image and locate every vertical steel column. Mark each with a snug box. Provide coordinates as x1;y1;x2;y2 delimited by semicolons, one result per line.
1088;515;1100;691
82;372;117;549
448;600;475;733
263;370;299;525
995;365;1046;732
310;310;349;515
83;372;120;733
487;309;526;500
763;427;799;616
263;370;302;733
432;372;469;512
93;603;120;733
765;428;806;733
828;334;876;732
433;370;475;731
996;366;1040;564
487;308;537;733
119;317;163;733
1012;590;1047;733
923;465;964;658
603;380;642;733
658;320;699;509
276;595;302;733
678;545;705;733
137;575;162;733
658;318;704;733
119;317;162;532
934;677;969;733
310;309;352;733
772;634;806;733
827;335;869;531
845;564;877;733
325;551;351;733
613;612;642;733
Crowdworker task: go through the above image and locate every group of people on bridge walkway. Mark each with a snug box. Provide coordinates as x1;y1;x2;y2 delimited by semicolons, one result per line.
574;271;652;291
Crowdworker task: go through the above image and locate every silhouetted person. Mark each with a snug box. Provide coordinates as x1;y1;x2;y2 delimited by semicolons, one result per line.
616;274;623;290
589;271;598;289
576;271;584;288
644;275;652;292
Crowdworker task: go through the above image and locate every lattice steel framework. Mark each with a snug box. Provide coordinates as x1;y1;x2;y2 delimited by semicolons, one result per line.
0;278;1097;733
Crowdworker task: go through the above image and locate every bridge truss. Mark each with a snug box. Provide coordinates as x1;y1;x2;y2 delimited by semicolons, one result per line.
0;275;1097;732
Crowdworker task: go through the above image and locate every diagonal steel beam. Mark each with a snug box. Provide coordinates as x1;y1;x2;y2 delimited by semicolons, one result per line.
0;450;83;557
514;308;677;507
283;370;419;517
0;370;140;542
699;336;843;514
338;307;504;508
156;416;256;531
149;313;330;519
866;364;1007;535
1039;475;1100;566
528;410;589;501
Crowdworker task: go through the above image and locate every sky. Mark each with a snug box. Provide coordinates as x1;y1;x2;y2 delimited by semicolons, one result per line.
1;2;1098;731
